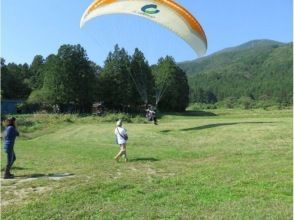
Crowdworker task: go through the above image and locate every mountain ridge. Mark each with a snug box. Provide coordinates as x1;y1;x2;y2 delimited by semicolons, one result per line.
178;39;290;77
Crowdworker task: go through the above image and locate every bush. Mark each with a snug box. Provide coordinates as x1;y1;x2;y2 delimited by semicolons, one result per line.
97;113;146;123
16;102;54;114
187;103;217;111
216;97;238;109
238;96;255;109
190;98;286;110
254;100;280;110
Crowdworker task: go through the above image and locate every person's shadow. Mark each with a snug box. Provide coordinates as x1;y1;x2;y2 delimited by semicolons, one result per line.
1;166;28;171
129;158;159;162
1;166;74;179
180;122;275;131
14;173;47;178
160;122;275;133
12;173;74;179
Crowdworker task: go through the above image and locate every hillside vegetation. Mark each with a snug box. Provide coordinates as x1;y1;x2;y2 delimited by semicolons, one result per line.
179;40;293;107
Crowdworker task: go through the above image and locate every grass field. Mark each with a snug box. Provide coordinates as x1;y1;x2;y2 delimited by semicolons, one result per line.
1;109;293;219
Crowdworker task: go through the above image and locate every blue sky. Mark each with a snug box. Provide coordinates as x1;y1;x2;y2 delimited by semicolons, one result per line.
1;0;293;66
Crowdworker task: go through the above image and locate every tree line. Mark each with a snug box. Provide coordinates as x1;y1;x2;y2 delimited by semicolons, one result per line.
1;44;189;113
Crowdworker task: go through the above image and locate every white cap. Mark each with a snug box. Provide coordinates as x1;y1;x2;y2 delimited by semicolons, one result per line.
116;120;122;127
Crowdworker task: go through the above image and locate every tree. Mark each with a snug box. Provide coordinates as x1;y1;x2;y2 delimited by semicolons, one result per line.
41;44;97;113
1;59;31;99
29;55;45;90
130;48;155;105
98;45;133;110
152;56;189;112
1;58;8;98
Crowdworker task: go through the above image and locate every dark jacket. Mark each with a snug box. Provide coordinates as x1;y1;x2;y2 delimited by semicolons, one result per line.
3;125;19;150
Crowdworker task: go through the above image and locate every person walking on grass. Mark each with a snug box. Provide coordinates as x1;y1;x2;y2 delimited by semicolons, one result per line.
3;117;19;179
114;119;128;162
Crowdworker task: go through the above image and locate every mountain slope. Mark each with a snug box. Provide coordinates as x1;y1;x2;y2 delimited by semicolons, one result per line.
179;40;285;77
178;40;293;105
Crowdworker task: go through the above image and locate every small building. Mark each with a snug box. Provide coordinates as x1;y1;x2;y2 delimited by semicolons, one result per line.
92;102;104;115
1;99;23;114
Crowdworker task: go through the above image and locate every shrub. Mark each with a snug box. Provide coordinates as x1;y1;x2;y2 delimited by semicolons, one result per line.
238;96;255;109
187;103;217;111
217;97;238;109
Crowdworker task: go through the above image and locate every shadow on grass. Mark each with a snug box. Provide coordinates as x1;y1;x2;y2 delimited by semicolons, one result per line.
160;129;172;133
48;173;74;177
1;166;28;171
162;111;217;117
14;173;74;179
160;122;275;133
129;158;159;162
14;173;47;178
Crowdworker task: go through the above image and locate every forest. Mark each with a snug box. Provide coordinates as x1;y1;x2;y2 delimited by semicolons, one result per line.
1;40;292;113
179;40;293;109
1;45;189;113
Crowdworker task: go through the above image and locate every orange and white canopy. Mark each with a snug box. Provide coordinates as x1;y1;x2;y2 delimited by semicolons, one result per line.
80;0;207;57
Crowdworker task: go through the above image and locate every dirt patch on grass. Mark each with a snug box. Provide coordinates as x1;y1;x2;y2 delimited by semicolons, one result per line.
1;185;52;207
1;173;74;207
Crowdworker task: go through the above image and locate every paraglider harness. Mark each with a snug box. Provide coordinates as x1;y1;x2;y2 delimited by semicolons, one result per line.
146;105;158;125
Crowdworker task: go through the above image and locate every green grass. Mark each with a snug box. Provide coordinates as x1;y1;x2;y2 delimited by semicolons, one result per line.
1;109;293;219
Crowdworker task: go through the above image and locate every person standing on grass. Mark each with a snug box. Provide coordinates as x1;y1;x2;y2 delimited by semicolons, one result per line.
3;117;19;179
114;119;128;162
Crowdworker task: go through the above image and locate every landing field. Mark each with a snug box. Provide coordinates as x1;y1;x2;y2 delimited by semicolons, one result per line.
1;109;293;219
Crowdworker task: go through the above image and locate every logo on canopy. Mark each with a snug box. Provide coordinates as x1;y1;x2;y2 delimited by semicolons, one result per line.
141;4;160;14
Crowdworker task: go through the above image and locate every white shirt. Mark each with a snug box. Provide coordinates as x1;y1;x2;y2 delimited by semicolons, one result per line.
114;127;127;144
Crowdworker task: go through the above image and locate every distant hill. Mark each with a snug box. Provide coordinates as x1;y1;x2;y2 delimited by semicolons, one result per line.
178;40;293;105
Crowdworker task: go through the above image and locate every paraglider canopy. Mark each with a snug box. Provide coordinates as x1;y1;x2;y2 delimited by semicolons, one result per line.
80;0;207;57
